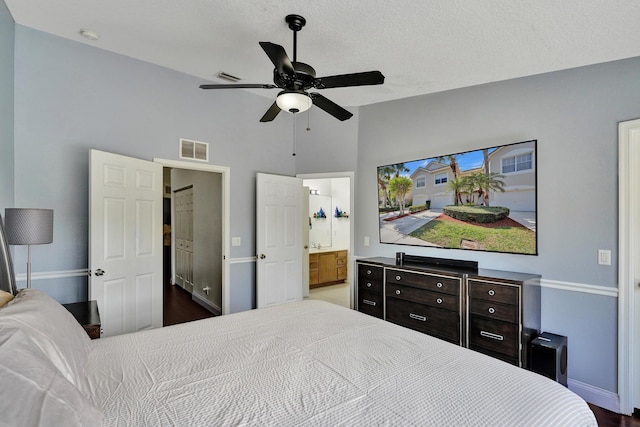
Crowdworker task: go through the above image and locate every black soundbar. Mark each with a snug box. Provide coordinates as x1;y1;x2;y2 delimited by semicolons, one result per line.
396;252;478;271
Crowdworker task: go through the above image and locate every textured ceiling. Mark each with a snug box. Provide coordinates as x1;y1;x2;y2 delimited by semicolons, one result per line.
5;0;640;107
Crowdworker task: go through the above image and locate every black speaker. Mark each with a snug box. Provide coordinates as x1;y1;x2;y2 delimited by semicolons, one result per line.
530;332;568;386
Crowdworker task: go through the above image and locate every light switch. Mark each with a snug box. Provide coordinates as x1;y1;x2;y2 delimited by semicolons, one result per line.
364;236;370;247
232;237;241;247
598;249;611;266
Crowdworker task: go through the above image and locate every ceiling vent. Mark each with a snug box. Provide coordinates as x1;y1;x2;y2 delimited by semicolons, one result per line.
180;138;209;162
216;71;241;83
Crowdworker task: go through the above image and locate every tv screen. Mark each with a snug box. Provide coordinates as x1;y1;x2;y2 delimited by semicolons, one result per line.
377;140;537;255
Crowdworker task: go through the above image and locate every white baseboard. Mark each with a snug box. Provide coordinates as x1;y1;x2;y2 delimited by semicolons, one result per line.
569;378;620;413
192;292;221;316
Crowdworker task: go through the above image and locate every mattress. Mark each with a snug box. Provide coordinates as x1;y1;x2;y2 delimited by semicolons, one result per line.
84;299;596;426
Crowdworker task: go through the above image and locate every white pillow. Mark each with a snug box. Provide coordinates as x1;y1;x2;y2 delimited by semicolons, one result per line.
0;289;91;389
0;327;103;427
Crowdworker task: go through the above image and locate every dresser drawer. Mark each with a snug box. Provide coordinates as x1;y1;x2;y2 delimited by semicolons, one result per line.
469;299;518;323
468;280;519;305
386;283;459;312
359;276;383;294
357;289;384;319
386;268;460;296
358;264;383;280
468;316;519;359
386;297;460;344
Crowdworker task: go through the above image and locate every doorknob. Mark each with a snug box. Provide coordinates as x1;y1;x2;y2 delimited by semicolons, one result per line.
259;254;266;259
94;269;105;276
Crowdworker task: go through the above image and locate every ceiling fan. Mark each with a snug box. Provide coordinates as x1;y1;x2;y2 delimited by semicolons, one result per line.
200;14;384;122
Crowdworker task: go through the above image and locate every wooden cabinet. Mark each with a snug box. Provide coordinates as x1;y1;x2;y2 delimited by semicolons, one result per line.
355;257;540;368
467;275;541;368
385;268;463;345
309;250;348;288
309;254;319;286
356;263;384;319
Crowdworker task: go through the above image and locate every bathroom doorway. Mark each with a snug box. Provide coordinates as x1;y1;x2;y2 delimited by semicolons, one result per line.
298;172;354;309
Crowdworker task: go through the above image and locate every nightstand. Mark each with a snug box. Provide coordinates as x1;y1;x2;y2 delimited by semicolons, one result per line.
63;300;101;339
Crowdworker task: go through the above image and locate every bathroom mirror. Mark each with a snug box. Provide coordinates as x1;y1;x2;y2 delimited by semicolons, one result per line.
309;195;332;248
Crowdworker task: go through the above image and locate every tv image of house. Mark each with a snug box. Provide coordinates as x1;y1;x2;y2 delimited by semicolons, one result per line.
410;140;536;211
378;140;537;254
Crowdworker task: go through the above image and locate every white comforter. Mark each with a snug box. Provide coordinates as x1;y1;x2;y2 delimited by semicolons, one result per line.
84;300;596;426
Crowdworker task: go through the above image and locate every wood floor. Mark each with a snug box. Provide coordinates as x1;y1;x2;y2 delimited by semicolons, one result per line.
589;404;640;427
162;283;639;426
163;280;215;326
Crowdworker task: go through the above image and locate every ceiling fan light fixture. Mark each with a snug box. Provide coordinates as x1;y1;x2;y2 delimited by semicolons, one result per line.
276;91;312;114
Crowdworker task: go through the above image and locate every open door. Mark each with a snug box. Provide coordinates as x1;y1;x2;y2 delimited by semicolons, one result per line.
302;187;310;298
89;150;163;337
256;173;303;308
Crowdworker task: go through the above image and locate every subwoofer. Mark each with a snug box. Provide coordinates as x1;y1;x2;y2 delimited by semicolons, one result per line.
530;332;568;387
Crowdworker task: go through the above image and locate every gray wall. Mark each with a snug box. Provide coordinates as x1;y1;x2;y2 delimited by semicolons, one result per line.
0;2;14;210
356;57;640;392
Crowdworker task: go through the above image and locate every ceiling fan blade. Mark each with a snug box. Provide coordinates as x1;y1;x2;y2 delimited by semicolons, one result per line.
309;93;353;121
200;83;277;89
260;102;282;122
259;42;295;77
314;71;385;89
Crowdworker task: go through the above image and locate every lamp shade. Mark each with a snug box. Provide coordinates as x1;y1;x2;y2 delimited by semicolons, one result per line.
276;91;312;113
4;209;54;245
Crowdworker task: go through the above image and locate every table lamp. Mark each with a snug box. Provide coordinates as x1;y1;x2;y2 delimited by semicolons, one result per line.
4;208;54;289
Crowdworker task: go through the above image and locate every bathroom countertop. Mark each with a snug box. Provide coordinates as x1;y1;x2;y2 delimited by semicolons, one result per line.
309;247;348;254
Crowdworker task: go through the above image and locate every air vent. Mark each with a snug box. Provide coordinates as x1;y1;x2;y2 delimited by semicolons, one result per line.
216;71;241;82
180;139;209;162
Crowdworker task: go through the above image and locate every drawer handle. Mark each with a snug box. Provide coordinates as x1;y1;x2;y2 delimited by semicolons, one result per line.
437;298;443;304
396;275;402;281
488;289;495;296
488;307;495;314
367;269;372;275
362;299;377;306
437;282;443;288
366;282;372;288
480;331;504;341
395;289;401;295
409;313;427;322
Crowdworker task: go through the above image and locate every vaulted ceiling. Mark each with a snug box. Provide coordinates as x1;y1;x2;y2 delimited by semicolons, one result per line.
6;0;640;107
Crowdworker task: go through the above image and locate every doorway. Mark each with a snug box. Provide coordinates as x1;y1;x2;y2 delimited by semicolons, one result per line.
298;172;354;309
155;158;231;316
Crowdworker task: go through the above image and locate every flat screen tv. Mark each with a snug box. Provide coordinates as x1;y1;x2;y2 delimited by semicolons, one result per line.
377;139;537;255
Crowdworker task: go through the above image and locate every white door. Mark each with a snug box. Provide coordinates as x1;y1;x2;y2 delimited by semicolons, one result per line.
619;118;640;414
629;122;640;413
174;186;194;292
302;188;310;298
89;150;163;337
256;173;303;308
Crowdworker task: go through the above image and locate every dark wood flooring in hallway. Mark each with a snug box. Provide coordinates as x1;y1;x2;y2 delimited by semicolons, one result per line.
163;280;215;327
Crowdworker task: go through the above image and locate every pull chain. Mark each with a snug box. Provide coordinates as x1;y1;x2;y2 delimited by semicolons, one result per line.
292;113;297;157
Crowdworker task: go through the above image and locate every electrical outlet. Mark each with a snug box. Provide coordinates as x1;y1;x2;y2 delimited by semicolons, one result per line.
364;236;370;247
598;249;611;266
232;237;241;247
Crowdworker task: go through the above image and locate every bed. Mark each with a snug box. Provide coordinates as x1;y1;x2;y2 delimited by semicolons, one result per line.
0;217;597;426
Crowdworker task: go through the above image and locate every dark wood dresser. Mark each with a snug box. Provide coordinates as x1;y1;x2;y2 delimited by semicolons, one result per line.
356;262;384;319
355;256;541;368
